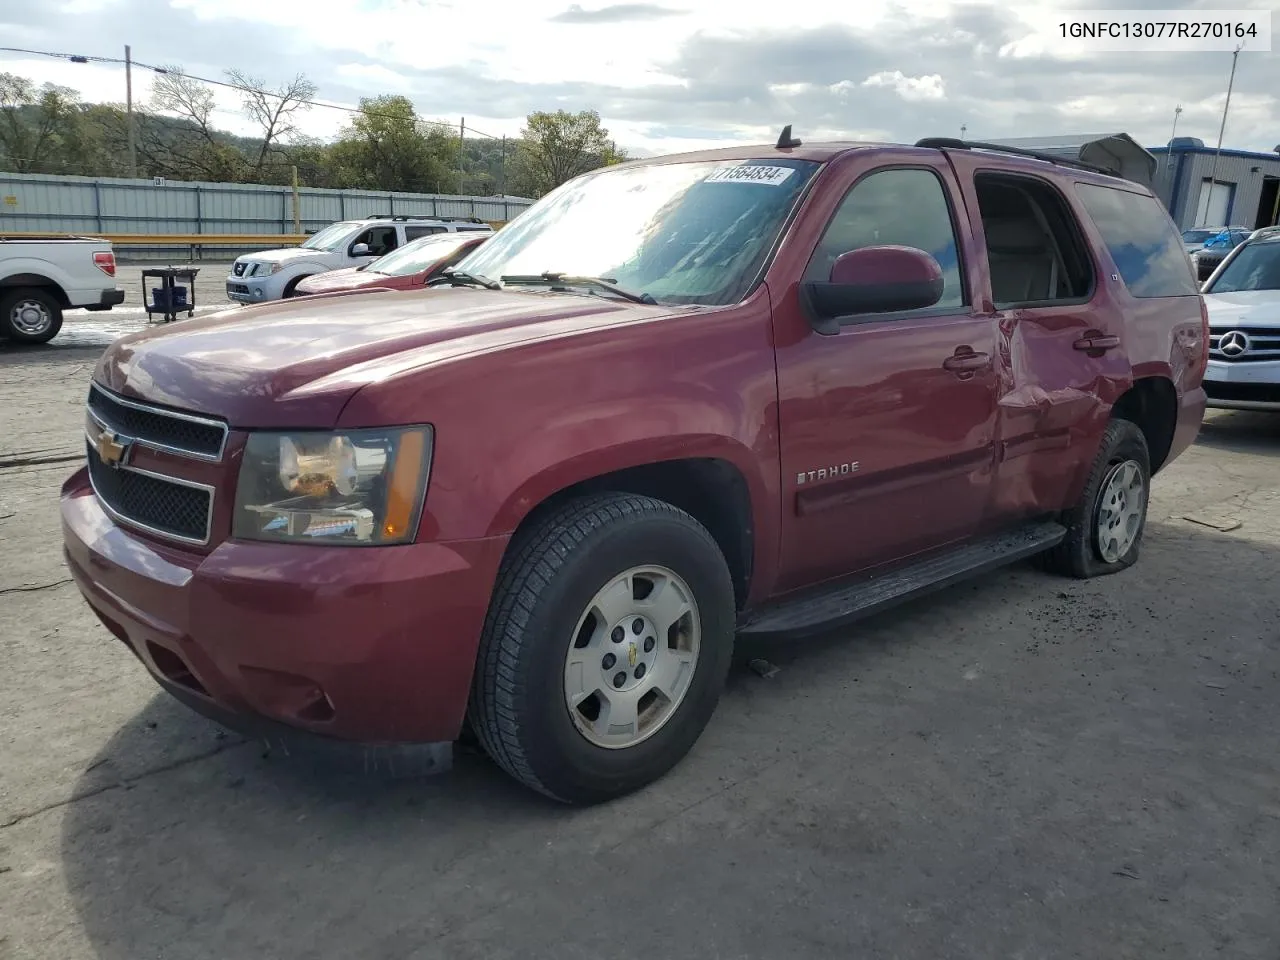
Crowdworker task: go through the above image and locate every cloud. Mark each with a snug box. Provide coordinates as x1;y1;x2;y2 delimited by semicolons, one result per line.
861;70;946;102
2;0;1278;155
550;3;685;23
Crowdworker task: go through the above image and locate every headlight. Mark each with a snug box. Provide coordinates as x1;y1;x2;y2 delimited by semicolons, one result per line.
233;426;433;545
255;262;283;276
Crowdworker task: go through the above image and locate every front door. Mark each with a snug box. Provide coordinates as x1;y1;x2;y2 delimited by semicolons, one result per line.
772;157;999;592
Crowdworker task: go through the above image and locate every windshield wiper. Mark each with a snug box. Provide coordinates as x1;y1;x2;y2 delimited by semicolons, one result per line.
501;272;657;305
430;268;501;290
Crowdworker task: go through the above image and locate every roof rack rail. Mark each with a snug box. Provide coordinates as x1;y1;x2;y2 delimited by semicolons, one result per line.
913;137;1111;175
366;214;488;223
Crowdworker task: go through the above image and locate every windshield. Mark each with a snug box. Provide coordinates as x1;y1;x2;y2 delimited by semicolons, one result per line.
1182;229;1217;244
1205;241;1280;293
301;222;359;252
366;234;480;277
454;158;820;305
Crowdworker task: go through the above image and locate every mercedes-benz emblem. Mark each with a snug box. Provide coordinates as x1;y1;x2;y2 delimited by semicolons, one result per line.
1219;330;1251;358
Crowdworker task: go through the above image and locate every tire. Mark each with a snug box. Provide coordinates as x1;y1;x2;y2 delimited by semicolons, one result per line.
468;492;736;804
1039;418;1151;579
2;287;63;344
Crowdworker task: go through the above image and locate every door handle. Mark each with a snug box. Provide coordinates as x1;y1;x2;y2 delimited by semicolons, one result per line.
942;349;991;374
1073;333;1120;352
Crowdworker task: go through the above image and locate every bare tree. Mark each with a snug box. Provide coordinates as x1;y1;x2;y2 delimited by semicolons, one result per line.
145;67;245;181
226;70;317;176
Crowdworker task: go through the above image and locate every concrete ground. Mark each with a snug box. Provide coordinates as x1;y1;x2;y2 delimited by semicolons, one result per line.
2;312;1279;959
55;262;239;346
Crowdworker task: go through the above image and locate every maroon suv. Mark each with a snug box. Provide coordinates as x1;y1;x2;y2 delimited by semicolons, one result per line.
63;134;1207;804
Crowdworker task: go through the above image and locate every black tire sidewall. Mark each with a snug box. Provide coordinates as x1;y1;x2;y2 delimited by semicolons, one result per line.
1075;420;1151;576
516;514;735;802
2;288;63;344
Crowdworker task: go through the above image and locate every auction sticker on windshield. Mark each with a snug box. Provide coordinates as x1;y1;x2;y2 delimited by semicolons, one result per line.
704;164;795;186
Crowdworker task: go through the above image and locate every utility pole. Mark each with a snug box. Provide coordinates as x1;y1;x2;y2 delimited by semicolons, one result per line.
499;135;506;198
1201;45;1242;225
125;45;137;179
291;165;301;234
458;117;465;195
1162;104;1182;197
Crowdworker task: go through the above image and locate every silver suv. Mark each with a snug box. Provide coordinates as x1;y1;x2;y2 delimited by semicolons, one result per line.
226;216;493;304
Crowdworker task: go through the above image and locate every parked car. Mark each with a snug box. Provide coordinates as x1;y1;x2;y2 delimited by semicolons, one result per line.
1;235;124;344
293;231;490;297
1186;226;1252;281
226;216;493;304
1200;230;1280;411
64;135;1207;804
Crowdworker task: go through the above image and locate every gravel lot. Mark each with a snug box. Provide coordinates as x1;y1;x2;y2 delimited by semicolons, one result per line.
2;305;1279;959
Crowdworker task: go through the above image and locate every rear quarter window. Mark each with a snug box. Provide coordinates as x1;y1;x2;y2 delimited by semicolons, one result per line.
1075;183;1199;298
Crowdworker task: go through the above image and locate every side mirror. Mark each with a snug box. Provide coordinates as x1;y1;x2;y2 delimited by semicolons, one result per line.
351;242;371;257
800;245;945;334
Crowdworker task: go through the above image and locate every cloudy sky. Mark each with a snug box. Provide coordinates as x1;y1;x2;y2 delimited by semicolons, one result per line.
1;0;1276;156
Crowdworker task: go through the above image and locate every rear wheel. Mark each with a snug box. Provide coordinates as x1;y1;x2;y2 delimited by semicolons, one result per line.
2;288;63;344
1039;418;1150;578
468;493;736;804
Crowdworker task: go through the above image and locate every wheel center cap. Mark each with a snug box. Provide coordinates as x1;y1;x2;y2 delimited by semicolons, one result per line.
605;616;658;691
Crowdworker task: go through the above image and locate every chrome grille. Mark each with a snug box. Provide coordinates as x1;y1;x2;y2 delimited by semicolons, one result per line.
88;384;227;460
1208;327;1280;364
86;442;213;544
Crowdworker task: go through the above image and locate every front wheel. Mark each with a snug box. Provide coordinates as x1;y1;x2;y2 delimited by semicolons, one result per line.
1039;418;1151;578
2;287;63;344
468;493;736;804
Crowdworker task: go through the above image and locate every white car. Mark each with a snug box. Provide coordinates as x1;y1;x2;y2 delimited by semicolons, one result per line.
1201;231;1280;411
226;216;493;304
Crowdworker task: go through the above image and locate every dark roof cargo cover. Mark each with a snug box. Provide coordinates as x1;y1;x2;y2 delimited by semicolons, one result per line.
981;134;1157;188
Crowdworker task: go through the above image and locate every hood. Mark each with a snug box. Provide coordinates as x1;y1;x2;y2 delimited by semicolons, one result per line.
240;247;333;265
93;288;690;428
1203;289;1280;327
296;267;400;294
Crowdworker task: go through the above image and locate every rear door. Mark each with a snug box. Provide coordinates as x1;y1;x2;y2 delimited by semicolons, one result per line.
771;152;1000;591
944;154;1133;523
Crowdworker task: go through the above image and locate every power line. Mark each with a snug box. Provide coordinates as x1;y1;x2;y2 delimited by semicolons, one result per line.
0;45;505;140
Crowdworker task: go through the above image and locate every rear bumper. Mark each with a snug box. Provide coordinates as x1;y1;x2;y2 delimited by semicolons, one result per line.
79;288;126;311
1166;385;1207;466
61;467;509;747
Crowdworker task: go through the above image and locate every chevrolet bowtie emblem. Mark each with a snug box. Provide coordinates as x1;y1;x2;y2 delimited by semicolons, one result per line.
95;428;128;467
627;642;638;667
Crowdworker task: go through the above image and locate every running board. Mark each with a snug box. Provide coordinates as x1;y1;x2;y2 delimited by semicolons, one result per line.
739;521;1067;637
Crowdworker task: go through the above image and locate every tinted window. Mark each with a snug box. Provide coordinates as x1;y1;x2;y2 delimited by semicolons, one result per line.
1205;240;1280;293
805;168;965;308
975;173;1093;307
405;225;447;240
1076;184;1199;298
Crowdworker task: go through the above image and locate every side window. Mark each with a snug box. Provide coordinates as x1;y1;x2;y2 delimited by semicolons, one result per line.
1075;183;1199;298
974;173;1093;308
405;225;446;240
804;167;965;309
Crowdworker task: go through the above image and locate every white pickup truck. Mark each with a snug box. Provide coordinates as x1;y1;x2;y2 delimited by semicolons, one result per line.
226;215;493;304
1;236;125;344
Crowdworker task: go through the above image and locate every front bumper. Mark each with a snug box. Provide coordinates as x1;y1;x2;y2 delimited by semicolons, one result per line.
226;273;286;303
61;467;509;749
1204;360;1280;411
